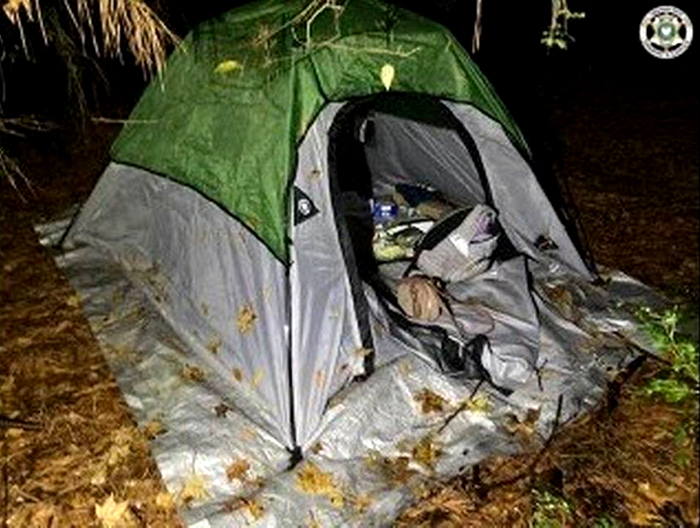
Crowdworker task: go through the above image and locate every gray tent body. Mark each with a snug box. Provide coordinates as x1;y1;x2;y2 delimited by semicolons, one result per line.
66;95;593;452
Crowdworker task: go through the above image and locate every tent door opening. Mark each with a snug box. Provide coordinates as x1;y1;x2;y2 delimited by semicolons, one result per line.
326;94;524;390
328;94;498;290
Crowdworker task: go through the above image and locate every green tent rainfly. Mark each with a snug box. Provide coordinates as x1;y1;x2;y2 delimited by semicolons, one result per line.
112;0;527;262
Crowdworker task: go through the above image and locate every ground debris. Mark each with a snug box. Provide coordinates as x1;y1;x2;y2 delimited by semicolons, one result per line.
226;458;251;482
236;304;257;334
224;495;265;520
411;434;443;471
179;363;206;383
295;461;345;508
177;473;210;507
142;418;167;440
413;388;450;414
364;450;417;486
95;494;133;528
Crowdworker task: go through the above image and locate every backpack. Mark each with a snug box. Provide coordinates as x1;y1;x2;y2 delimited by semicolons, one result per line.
412;204;501;283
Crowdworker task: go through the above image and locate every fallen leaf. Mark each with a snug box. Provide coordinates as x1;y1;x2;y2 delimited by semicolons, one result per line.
90;463;108;486
207;336;222;355
296;462;344;508
215;59;243;73
180;364;206;383
411;434;442;471
503;407;541;441
226;458;250;482
66;294;81;308
364;450;415;486
464;395;492;414
354;493;372;514
380;63;395;90
232;368;244;382
178;474;209;507
307;511;321;528
95;495;130;528
215;402;231;417
154;491;175;510
225;496;265;519
107;428;134;467
142;419;167;440
250;369;264;389
237;304;257;334
413;388;450;414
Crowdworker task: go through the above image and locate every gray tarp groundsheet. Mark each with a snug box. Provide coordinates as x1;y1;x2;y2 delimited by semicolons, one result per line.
37;204;664;527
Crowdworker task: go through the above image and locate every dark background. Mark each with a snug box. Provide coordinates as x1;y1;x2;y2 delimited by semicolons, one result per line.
2;0;697;126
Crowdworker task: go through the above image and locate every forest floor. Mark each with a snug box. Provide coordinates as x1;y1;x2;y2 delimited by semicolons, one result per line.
1;69;698;527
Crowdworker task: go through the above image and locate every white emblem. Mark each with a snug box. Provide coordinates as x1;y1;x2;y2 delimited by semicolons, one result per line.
298;198;312;216
640;6;693;59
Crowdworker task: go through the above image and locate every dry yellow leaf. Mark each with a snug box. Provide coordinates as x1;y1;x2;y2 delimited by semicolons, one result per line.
464;395;492;414
250;369;264;389
90;463;108;486
296;462;344;508
207;336;222;354
364;450;415;486
215;59;243;73
106;428;136;466
106;442;131;466
142;419;167;440
154;491;175;510
178;473;210;507
180;364;206;383
95;495;130;528
237;304;257;334
66;294;81;308
354;493;372;514
225;497;265;520
226;458;250;482
380;63;395;90
413;388;450;414
411;434;442;471
307;511;321;528
503;408;541;441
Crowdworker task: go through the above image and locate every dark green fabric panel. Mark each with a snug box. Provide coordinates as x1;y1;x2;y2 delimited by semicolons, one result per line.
111;0;527;262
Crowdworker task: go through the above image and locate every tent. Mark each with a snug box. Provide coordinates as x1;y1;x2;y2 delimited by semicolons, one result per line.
66;0;597;463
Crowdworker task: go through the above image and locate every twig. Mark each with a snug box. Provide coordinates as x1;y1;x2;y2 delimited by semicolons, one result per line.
437;379;485;434
471;0;483;53
0;415;42;431
91;117;160;124
324;42;421;57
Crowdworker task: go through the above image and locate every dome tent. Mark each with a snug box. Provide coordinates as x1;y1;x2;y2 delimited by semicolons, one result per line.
66;0;594;462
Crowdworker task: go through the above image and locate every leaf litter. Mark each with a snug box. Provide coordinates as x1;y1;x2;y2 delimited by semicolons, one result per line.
295;461;345;508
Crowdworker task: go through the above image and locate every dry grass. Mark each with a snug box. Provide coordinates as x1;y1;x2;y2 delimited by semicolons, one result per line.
396;362;699;527
2;0;178;75
0;146;34;201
